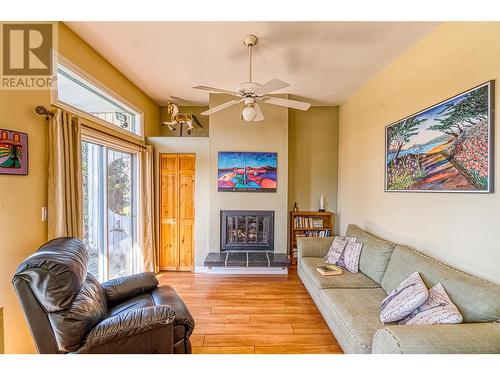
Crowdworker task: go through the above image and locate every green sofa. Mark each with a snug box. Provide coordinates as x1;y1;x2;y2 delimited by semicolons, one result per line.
297;224;500;354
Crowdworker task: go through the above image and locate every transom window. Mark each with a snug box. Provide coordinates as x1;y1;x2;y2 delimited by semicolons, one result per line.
54;59;143;136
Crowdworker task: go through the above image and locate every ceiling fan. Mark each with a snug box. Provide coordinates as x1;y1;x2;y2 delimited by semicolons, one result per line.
193;35;311;122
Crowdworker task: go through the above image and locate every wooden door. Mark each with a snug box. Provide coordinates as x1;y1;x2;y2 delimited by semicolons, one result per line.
178;155;195;270
160;153;195;271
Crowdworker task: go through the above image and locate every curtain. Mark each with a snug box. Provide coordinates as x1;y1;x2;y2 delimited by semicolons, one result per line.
48;109;83;239
141;144;156;272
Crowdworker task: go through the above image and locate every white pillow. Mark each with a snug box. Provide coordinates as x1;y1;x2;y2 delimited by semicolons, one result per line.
380;272;429;323
338;242;363;273
398;283;463;325
324;237;348;265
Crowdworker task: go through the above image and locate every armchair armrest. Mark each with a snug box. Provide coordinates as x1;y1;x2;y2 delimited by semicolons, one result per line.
101;272;159;304
78;306;175;353
372;323;500;354
297;237;334;259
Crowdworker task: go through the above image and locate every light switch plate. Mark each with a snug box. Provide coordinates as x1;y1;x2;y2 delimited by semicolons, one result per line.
41;207;48;222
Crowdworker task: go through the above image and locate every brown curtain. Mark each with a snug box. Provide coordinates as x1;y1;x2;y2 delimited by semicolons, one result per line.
141;145;156;272
48;109;83;239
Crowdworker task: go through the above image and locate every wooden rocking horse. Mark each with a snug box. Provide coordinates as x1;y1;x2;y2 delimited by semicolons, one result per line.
160;103;203;136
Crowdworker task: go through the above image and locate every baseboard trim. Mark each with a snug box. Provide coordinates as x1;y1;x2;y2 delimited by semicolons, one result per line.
202;267;288;275
194;266;208;273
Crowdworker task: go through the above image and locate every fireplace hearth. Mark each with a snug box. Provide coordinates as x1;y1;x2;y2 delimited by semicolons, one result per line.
220;210;274;252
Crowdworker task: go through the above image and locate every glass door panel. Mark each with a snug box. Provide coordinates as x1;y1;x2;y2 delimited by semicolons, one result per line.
107;149;135;279
82;140;139;282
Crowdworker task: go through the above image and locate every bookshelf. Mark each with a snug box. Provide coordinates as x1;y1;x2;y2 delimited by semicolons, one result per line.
289;211;335;265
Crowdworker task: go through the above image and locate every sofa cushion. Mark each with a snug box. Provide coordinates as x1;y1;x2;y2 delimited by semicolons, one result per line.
345;224;396;284
320;288;389;354
299;257;380;289
381;245;500;323
399;283;463;325
380;272;428;323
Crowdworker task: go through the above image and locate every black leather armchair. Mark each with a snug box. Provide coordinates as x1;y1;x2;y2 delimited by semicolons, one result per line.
12;237;194;354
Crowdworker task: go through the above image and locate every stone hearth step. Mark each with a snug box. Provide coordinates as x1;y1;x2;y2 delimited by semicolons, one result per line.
204;251;290;268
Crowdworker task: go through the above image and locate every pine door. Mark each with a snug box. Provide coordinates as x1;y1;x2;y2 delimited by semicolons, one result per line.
160;154;195;271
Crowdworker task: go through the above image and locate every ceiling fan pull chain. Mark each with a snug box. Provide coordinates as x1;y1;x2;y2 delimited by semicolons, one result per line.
249;43;252;83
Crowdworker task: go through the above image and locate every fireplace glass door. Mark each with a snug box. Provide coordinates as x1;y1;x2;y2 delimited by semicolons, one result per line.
221;210;274;251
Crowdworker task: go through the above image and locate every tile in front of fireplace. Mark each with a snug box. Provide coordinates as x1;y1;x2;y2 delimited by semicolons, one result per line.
226;252;247;267
248;252;269;267
268;253;291;267
204;252;227;267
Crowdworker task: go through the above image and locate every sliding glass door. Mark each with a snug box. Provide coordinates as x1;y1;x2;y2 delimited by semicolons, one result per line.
82;141;139;282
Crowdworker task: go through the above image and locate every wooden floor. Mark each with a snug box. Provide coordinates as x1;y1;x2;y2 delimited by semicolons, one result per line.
158;267;343;354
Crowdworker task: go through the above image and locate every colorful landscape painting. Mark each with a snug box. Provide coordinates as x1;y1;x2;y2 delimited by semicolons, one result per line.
218;151;277;192
0;129;28;175
386;82;493;192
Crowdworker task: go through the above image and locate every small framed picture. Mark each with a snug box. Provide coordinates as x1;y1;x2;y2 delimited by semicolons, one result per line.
0;128;28;175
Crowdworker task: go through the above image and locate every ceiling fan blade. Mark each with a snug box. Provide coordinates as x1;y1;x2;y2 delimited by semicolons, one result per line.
193;85;240;96
253;102;264;122
254;79;290;96
262;97;311;111
201;99;242;116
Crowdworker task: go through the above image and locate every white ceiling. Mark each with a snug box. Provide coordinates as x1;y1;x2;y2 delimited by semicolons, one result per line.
65;22;438;106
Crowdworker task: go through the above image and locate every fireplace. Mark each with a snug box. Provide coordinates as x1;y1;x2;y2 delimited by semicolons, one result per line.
220;210;274;251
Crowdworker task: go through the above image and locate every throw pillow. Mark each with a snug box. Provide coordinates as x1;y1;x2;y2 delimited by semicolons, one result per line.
324;237;348;265
338;242;363;273
398;283;463;325
380;272;428;323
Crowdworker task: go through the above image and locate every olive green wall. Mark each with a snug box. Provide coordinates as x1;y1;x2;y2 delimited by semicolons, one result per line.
159;106;209;137
288;106;339;221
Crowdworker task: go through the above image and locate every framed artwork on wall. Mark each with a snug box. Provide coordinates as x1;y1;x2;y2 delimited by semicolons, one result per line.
0;128;28;175
218;151;277;192
385;81;494;193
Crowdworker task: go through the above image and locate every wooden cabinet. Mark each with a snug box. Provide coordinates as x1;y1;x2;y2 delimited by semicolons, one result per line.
289;211;335;265
160;154;195;271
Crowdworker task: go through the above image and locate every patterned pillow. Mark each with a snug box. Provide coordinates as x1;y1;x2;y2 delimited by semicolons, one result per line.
399;283;463;325
380;272;428;323
324;237;348;265
338;242;363;273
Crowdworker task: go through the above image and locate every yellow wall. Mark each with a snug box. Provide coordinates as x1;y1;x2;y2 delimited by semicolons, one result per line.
338;22;500;283
159;106;209;137
0;22;160;353
289;107;339;218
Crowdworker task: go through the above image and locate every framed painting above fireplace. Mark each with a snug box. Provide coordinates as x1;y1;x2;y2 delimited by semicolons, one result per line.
218;151;277;192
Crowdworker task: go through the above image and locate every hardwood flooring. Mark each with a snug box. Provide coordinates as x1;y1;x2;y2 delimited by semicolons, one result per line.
158;267;343;354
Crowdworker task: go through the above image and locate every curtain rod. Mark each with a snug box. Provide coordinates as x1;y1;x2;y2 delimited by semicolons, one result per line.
35;106;55;120
34;105;149;150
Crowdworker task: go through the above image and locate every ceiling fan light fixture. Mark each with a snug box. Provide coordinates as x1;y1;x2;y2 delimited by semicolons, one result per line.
242;103;257;122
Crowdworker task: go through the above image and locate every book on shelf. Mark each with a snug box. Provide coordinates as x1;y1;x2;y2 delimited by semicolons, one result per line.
316;264;342;276
294;229;331;239
293;216;325;229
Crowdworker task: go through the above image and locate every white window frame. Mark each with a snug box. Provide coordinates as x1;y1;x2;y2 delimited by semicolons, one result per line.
51;54;145;140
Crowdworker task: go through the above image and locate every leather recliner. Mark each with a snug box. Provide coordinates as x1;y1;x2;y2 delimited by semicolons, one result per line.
12;237;194;354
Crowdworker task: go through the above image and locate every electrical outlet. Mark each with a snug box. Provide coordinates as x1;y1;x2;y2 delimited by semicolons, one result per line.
41;207;48;222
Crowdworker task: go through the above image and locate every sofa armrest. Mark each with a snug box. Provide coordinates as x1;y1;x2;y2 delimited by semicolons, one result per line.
372;323;500;354
101;272;159;304
297;237;334;259
78;306;175;352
